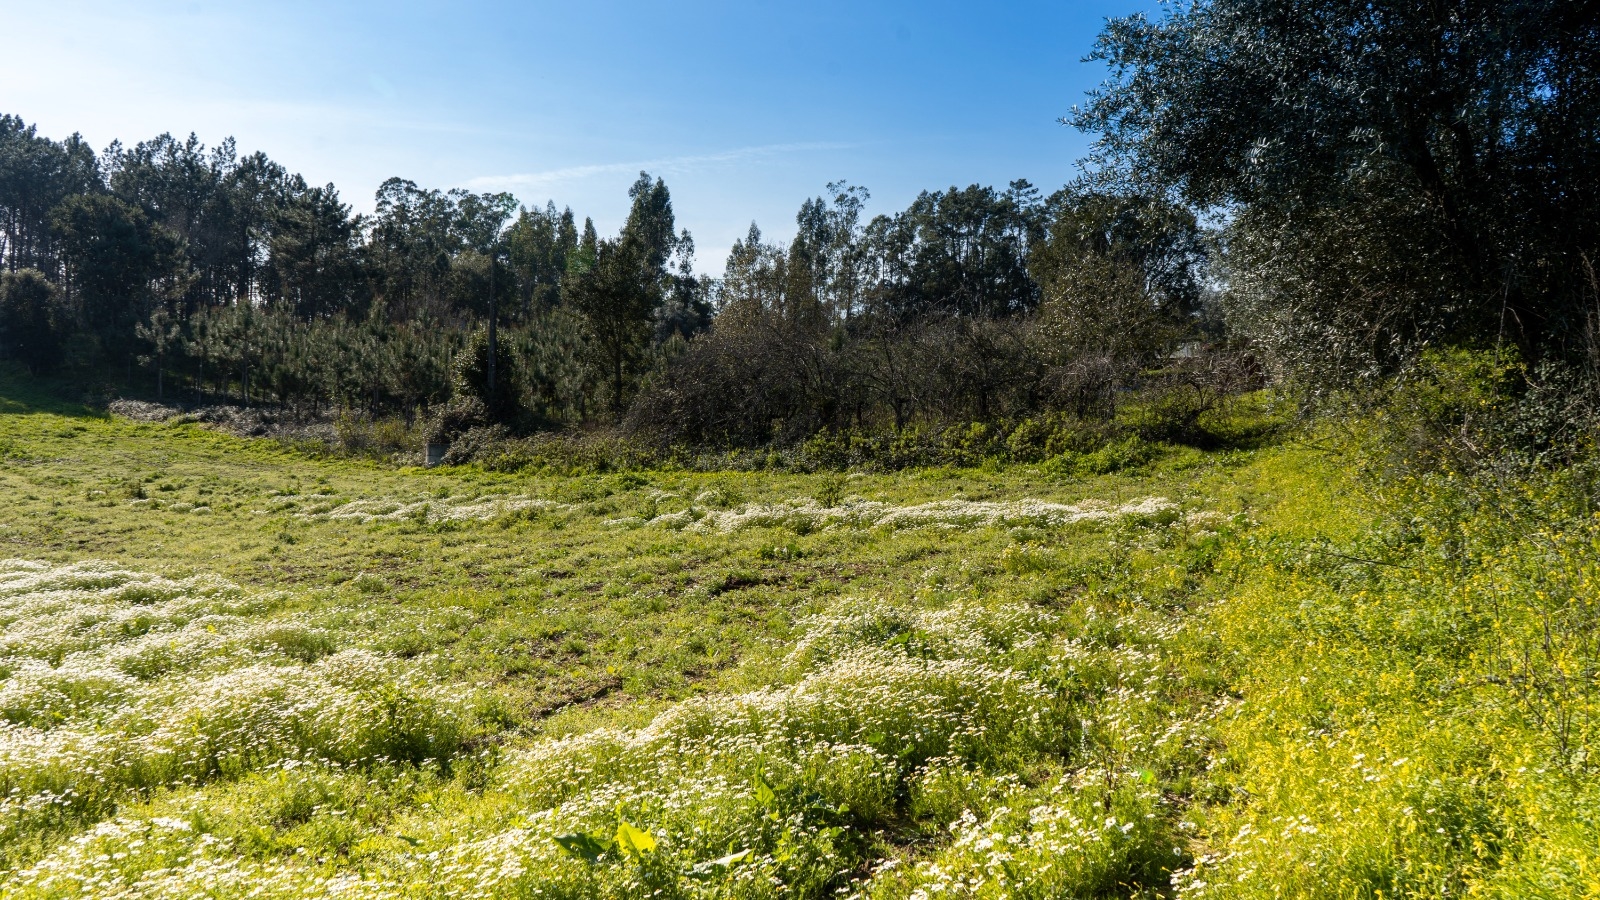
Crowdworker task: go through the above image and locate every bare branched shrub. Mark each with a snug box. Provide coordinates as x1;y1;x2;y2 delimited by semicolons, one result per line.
626;301;839;446
1126;350;1265;444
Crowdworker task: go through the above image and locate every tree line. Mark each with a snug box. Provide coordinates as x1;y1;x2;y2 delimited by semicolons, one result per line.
5;0;1593;455
0;114;1211;447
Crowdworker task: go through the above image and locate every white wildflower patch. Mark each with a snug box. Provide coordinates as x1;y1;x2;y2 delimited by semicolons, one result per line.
264;492;567;523
124;498;211;514
4;585;1085;899
858;772;1178;899
0;564;1201;900
0;560;267;662
0;560;473;846
626;495;1180;533
785;597;1059;671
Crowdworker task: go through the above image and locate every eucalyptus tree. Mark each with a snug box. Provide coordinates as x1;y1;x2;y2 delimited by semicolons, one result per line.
655;229;712;343
784;199;831;330
506;201;578;315
718;223;790;315
367;178;460;321
262;178;365;320
861;182;1043;321
784;181;871;327
564;174;682;415
621;172;677;275
566;235;657;414
451;189;516;398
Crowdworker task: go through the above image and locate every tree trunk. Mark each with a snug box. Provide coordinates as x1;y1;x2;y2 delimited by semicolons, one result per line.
488;306;498;395
613;351;624;414
488;256;498;397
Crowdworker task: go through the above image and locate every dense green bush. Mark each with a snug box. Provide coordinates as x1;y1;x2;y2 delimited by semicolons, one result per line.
0;270;67;375
1371;348;1600;478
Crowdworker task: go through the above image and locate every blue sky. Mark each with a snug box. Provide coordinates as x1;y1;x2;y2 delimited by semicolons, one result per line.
6;1;1158;272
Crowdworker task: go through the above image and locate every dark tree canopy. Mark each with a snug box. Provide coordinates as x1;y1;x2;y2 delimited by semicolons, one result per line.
565;235;657;413
862;182;1044;320
506;202;579;314
261;179;364;320
50;193;187;339
1;109;1231;444
0;269;65;373
1077;0;1600;378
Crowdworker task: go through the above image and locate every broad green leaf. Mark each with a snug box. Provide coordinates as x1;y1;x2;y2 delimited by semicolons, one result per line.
614;819;656;856
753;774;777;808
554;831;612;863
689;848;753;879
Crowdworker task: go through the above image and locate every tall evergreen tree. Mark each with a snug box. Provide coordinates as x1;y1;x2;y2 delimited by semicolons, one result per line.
861;183;1043;320
0;116;100;275
566;233;656;414
621;172;677;274
368;178;455;320
506;202;575;315
0;268;65;373
50;193;188;362
262;178;365;320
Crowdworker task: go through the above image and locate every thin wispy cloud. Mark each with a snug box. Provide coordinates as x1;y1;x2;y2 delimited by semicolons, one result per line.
463;142;857;192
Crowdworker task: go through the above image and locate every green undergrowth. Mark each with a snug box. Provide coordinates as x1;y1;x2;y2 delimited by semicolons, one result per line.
364;389;1285;476
0;374;1595;897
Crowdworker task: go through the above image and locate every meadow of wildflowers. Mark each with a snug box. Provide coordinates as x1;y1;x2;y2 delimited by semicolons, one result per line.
1;390;1597;897
0;561;473;866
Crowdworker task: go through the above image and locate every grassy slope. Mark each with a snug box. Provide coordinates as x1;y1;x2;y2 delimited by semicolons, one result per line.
0;382;1228;727
0;375;1595;898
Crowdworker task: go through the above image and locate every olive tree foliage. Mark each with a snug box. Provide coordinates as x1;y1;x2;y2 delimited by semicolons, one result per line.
1075;0;1600;388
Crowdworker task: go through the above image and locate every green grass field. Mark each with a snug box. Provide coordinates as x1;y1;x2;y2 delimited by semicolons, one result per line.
1;378;1596;898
